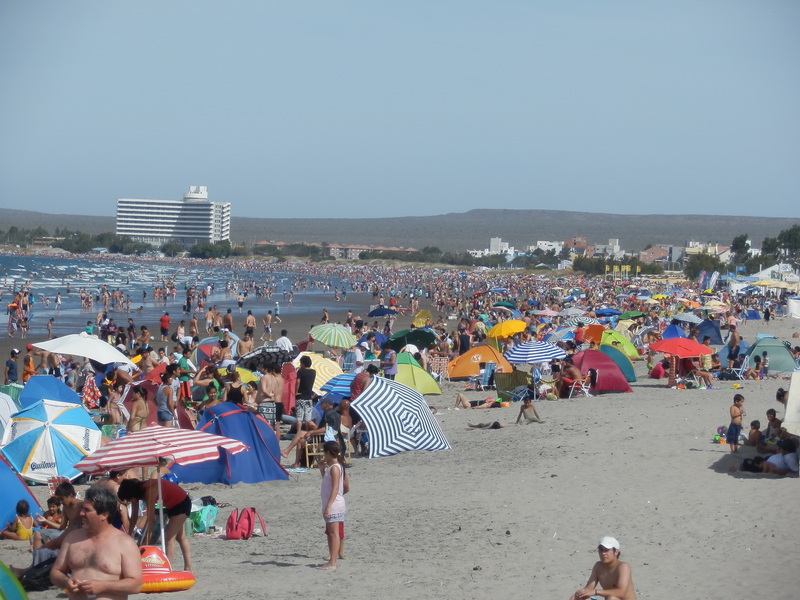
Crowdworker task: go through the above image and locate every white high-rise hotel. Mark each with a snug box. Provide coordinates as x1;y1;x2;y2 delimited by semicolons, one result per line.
116;186;231;246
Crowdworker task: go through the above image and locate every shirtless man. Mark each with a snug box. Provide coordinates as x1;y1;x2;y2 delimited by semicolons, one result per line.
569;536;637;600
254;363;283;427
726;324;741;369
238;331;255;356
262;310;273;342
50;486;142;600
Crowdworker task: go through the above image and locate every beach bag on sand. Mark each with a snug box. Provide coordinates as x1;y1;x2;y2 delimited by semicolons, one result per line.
20;556;57;591
225;507;266;540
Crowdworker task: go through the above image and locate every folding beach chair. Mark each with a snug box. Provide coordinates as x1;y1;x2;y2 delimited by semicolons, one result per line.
568;369;596;398
469;362;496;391
428;356;450;382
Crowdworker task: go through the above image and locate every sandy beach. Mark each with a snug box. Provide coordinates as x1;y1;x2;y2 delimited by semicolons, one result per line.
1;294;799;599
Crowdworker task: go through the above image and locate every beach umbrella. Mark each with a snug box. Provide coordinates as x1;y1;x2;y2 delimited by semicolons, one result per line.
193;332;241;364
236;345;292;371
564;316;600;327
18;375;82;408
595;308;621;317
75;425;248;553
367;307;397;317
487;319;527;338
350;376;450;458
649;338;713;358
309;323;357;349
395;354;441;395
291;352;343;395
558;307;585;317
0;392;17;440
33;333;133;366
1;400;101;483
493;301;516;310
412;310;433;328
671;313;702;325
386;329;437;352
544;327;575;342
320;373;358;396
619;310;644;320
217;366;258;383
489;287;508;294
534;309;559;317
652;294;669;300
504;341;566;364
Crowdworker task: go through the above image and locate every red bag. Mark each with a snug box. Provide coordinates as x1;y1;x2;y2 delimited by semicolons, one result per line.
225;507;266;540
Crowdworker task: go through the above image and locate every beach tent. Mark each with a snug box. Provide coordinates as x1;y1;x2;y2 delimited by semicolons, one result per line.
584;324;606;344
0;454;42;532
598;344;637;382
395;353;441;395
697;320;724;346
787;297;800;319
743;337;797;372
600;330;640;360
171;402;288;485
744;309;761;321
571;350;632;394
717;340;751;365
447;345;512;379
782;371;800;436
0;561;29;600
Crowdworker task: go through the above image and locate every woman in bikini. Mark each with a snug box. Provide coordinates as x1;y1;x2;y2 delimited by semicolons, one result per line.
126;385;150;431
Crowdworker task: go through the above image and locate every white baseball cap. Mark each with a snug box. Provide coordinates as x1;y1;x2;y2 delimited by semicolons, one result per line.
598;536;619;550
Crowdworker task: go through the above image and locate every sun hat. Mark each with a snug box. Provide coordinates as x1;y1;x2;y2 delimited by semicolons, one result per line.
598;536;620;550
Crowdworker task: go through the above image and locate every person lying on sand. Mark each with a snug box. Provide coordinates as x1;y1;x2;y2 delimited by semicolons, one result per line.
467;422;505;429
453;393;501;410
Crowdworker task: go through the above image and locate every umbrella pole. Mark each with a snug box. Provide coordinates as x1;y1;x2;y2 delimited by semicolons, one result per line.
156;458;167;554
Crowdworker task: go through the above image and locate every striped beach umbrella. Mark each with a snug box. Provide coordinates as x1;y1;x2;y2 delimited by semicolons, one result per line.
320;373;358;396
564;316;600;327
310;323;357;349
75;425;248;475
504;341;566;364
1;400;102;483
291;352;343;395
351;377;450;459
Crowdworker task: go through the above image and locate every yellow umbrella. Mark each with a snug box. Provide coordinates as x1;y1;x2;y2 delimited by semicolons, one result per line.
217;366;258;383
487;319;527;338
291;352;343;395
412;310;433;328
652;294;669;300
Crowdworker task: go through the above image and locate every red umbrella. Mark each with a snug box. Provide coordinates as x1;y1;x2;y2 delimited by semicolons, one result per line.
649;338;712;358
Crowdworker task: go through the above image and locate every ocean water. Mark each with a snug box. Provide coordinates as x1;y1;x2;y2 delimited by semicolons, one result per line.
0;254;366;340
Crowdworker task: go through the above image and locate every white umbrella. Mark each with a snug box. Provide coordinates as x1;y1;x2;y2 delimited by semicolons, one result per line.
671;313;702;325
33;333;133;365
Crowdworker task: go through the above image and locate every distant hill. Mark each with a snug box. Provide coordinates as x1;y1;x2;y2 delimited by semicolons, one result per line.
2;207;796;254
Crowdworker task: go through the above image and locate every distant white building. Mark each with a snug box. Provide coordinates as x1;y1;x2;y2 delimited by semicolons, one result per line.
116;186;231;247
468;237;515;258
528;240;563;255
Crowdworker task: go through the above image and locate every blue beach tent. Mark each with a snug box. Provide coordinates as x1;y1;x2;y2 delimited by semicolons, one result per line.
0;454;42;534
661;324;687;340
171;402;289;485
697;320;724;346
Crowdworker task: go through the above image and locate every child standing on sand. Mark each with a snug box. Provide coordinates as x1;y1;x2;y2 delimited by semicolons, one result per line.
726;394;746;453
318;441;346;571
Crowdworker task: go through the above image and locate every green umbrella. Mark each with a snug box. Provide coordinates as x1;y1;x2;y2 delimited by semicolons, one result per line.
309;323;358;349
493;301;516;309
386;329;437;352
619;310;644;320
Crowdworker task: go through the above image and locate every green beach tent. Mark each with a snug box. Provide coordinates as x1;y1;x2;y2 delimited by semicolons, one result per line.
600;330;640;360
599;344;637;382
0;562;29;600
743;337;797;373
395;353;441;395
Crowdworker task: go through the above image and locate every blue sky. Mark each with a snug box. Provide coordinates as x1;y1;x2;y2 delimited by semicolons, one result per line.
1;1;798;219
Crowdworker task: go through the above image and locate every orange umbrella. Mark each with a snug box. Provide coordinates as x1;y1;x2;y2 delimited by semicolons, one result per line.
584;324;606;344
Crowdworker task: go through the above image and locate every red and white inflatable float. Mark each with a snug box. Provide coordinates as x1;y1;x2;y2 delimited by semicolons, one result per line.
139;546;196;593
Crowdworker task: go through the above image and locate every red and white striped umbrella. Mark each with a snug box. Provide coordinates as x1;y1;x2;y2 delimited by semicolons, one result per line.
74;426;248;475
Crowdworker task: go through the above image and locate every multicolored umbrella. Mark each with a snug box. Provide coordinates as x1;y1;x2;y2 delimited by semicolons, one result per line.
310;323;358;349
1;400;102;483
351;377;450;458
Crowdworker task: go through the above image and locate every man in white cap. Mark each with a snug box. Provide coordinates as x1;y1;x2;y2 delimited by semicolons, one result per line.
568;535;636;600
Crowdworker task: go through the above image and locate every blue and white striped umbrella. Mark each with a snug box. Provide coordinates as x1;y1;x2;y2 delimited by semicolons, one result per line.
504;341;566;364
1;399;101;483
320;373;358;396
564;316;600;327
351;377;450;459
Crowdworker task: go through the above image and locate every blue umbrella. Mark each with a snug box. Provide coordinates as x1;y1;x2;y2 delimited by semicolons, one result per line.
504;341;566;364
320;373;358;396
1;399;101;483
358;332;387;346
595;308;621;317
19;375;81;408
367;308;397;317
